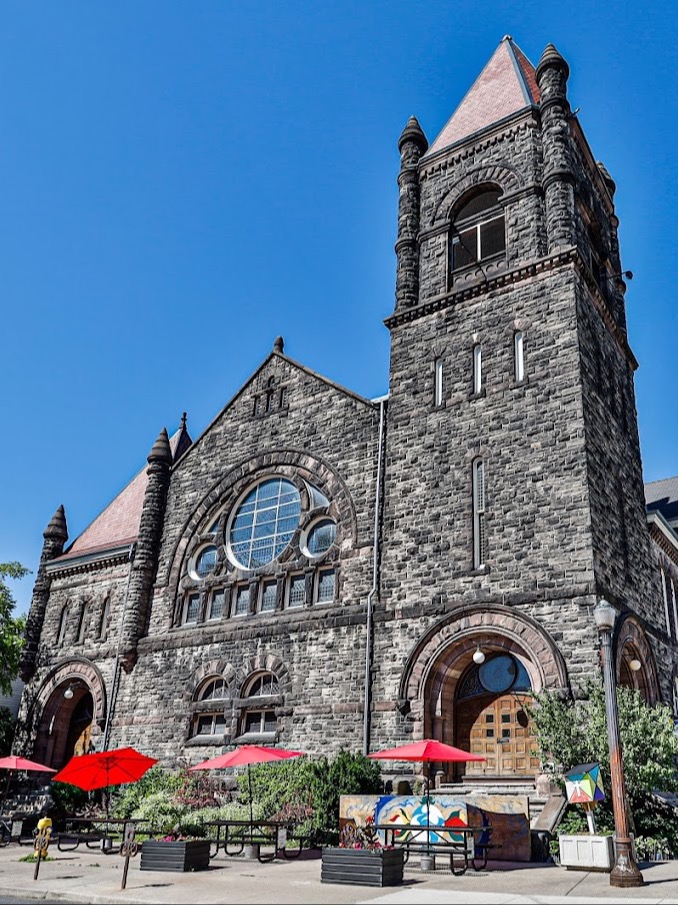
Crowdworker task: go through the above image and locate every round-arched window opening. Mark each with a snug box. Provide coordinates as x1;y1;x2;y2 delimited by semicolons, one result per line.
303;518;336;559
190;545;218;581
478;654;530;694
228;478;301;570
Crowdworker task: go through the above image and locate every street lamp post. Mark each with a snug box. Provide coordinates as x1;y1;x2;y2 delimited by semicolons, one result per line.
593;599;644;888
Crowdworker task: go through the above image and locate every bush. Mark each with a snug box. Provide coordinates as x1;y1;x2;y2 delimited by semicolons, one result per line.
111;766;184;818
531;680;678;852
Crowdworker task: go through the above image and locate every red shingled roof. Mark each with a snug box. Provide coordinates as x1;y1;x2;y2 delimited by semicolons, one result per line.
56;425;190;562
425;36;540;158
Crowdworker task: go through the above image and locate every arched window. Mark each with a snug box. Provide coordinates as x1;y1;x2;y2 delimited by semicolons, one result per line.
472;344;483;395
434;357;444;407
191;677;228;739
57;606;68;646
472;458;488;569
238;672;279;740
514;331;524;383
450;189;505;274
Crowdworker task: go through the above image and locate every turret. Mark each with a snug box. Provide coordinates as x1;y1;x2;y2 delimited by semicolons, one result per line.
119;428;172;669
19;505;68;681
536;44;576;251
394;116;428;311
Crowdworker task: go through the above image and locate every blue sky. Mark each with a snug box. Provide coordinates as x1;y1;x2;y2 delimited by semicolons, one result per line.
2;2;676;615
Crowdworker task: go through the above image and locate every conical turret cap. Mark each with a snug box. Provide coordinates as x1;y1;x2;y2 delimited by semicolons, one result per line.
44;504;68;541
398;116;428;153
536;43;569;81
147;427;172;466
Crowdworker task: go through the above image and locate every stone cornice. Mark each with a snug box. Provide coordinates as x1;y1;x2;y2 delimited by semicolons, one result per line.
46;544;134;577
648;512;678;569
386;246;638;369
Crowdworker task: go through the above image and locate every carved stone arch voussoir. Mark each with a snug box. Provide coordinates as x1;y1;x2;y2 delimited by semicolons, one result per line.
432;164;523;225
164;448;359;601
30;657;107;729
184;659;238;703
240;651;291;697
398;605;569;721
615;614;660;705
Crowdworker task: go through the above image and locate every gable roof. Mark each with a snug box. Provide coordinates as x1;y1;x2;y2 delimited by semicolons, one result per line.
425;36;540;159
56;423;191;562
645;475;678;528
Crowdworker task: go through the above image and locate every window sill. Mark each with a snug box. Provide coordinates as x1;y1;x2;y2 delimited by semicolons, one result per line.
185;735;230;747
233;732;277;745
468;389;487;401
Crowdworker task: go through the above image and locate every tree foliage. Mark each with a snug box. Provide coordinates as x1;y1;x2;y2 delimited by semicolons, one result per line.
531;680;678;849
0;562;29;695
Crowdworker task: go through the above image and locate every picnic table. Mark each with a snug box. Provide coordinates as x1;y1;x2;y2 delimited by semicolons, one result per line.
203;819;306;863
374;821;495;875
55;817;152;854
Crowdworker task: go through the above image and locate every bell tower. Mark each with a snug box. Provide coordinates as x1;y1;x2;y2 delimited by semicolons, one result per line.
377;35;669;742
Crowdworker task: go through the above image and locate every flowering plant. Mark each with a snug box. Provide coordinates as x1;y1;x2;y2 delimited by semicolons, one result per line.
338;817;393;851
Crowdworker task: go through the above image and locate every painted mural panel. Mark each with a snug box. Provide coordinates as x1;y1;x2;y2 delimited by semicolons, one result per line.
340;793;531;862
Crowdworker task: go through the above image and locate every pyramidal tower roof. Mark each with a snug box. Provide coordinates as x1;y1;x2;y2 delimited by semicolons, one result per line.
425;36;540;158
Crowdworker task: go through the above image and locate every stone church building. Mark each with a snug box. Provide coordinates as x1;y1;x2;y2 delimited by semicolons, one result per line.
16;37;678;787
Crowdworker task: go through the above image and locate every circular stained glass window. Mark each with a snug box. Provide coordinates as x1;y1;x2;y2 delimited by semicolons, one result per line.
229;478;301;570
304;519;336;558
478;655;518;694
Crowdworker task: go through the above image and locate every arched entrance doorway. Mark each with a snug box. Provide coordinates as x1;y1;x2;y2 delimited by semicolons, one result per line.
455;653;538;778
29;659;107;769
33;682;96;769
615;615;660;705
398;605;570;784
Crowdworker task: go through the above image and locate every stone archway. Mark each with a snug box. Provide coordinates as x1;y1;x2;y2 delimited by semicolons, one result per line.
398;605;569;782
615;615;660;705
30;659;107;769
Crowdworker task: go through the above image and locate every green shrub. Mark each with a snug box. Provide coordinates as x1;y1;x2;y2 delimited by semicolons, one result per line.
129;790;188;836
531;681;678;852
111;766;184;818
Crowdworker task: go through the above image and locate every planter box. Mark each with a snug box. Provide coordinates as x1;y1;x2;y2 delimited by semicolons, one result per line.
558;834;614;872
140;840;211;872
321;847;404;887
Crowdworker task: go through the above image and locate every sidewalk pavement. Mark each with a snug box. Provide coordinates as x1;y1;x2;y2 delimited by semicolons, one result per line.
1;845;678;905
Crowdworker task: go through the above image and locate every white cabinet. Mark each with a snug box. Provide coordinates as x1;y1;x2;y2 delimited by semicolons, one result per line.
558;834;614;871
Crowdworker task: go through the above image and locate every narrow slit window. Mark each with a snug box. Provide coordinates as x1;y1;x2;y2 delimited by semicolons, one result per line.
57;607;68;645
434;358;443;408
661;569;672;639
672;578;678;645
514;332;524;383
472;344;482;395
472;458;488;569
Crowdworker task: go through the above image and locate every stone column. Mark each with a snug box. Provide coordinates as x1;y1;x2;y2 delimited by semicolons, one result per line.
19;505;68;681
394;116;428;311
120;428;172;669
536;45;575;252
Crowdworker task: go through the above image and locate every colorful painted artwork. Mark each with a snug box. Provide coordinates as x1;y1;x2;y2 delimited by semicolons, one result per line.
564;763;605;805
340;793;531;861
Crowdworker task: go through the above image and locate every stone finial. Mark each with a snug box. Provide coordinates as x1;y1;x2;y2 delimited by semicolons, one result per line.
597;161;616;198
44;504;68;541
273;336;284;353
398;116;428;154
147;427;172;466
180;411;187;430
536;43;570;82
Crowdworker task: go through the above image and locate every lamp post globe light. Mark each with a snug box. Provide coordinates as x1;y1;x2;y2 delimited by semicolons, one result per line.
593;599;644;887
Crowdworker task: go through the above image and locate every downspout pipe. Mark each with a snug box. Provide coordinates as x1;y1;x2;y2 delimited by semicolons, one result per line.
363;397;386;755
102;542;136;751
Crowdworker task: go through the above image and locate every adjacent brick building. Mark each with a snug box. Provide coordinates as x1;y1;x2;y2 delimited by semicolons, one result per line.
16;37;678;787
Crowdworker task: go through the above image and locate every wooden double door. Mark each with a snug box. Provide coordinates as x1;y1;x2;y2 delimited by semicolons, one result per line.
456;692;539;777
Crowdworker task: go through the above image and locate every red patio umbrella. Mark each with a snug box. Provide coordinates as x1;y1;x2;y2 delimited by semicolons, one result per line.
52;746;158;812
0;756;56;814
368;739;485;847
189;745;305;823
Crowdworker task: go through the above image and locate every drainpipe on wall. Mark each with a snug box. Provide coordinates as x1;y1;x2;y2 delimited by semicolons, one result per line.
102;543;136;752
363;397;386;756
